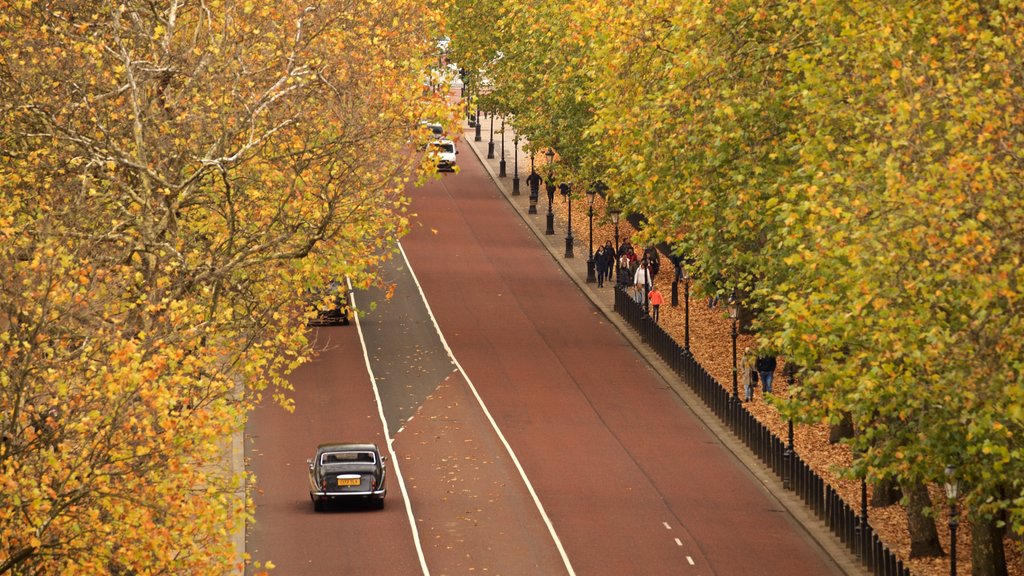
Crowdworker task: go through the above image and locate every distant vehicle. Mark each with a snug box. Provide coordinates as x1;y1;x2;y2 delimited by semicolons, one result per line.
307;443;387;511
417;121;445;149
432;139;457;172
306;281;349;326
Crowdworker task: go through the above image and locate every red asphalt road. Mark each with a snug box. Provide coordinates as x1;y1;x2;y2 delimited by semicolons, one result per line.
246;135;844;575
397;140;844;575
245;326;423;575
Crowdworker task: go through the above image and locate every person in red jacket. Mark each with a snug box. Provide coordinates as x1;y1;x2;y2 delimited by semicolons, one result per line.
648;285;664;323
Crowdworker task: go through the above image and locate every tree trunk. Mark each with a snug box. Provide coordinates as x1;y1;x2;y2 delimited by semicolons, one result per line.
971;514;1008;576
828;412;854;444
903;482;944;558
870;478;902;507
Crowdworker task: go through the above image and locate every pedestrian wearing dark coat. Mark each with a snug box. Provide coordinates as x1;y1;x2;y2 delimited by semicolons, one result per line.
594;246;609;287
755;355;778;394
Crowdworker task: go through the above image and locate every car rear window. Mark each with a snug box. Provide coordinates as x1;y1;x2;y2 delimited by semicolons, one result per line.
322;451;376;465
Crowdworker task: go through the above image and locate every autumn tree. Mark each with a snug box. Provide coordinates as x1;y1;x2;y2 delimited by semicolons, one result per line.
0;0;448;573
452;0;1024;571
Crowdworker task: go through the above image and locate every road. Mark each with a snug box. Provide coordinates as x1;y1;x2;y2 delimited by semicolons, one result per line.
245;137;845;575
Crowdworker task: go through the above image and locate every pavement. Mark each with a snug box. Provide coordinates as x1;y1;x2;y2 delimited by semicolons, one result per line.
459;110;870;576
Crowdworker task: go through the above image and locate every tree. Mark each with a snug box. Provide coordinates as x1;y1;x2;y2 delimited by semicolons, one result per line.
462;0;1024;570
0;0;448;572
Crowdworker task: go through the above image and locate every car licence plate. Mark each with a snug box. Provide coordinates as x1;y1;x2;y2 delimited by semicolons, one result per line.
337;477;360;487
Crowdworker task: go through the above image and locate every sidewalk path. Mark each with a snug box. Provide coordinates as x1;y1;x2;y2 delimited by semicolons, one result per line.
459;110;869;576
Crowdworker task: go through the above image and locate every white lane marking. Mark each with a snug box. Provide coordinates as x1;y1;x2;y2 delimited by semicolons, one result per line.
397;241;578;576
687;556;695;565
663;522;672;530
675;538;683;546
350;283;431;576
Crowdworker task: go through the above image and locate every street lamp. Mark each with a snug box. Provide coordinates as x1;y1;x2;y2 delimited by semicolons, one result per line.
474;101;482;142
642;259;651;316
528;153;539;213
857;478;868;560
585;186;598;282
487;111;495;159
945;465;960;576
610;208;621;286
560;182;574;258
512;135;520;195
729;299;739;405
499;116;507;177
783;364;797;489
545;149;555;235
682;268;691;351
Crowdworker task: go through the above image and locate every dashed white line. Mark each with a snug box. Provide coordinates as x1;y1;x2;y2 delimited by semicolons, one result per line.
350;284;431;576
393;242;578;576
663;522;672;530
687;556;695;565
675;538;683;546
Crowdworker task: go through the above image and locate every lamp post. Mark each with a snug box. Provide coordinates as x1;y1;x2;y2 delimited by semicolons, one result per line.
499;116;507;177
545;149;555;235
784;417;794;489
643;260;651;316
487;112;495;159
945;465;960;576
512;135;520;195
474;102;482;142
560;182;574;258
857;478;868;561
682;268;691;351
585;187;597;282
610;208;621;286
783;364;796;490
729;300;739;406
528;153;538;213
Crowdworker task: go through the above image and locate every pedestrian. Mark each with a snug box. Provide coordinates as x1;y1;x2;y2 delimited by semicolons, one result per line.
617;238;632;259
755;353;777;394
594;245;608;288
633;259;651;304
644;246;661;278
648;284;664;323
741;348;757;402
618;253;631;287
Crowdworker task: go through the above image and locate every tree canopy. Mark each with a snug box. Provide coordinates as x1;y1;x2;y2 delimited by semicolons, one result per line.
450;0;1024;556
0;0;448;573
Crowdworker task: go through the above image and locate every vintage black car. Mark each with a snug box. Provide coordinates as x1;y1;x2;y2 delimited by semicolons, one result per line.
306;281;349;326
307;443;386;511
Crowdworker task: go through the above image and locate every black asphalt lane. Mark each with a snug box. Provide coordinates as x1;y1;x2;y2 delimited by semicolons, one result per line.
355;260;456;437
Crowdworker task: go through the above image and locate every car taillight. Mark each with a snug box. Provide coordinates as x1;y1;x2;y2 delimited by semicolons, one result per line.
321;478;326;491
370;477;376;490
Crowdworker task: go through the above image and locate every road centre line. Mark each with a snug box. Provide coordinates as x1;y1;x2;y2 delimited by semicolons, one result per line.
687;556;695;565
349;281;431;576
395;241;578;576
663;522;672;530
675;538;683;546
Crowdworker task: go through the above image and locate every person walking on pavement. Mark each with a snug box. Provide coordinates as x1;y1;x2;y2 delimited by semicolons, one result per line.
594;245;609;288
755;354;777;394
648;284;664;323
741;348;757;402
644;246;661;278
633;259;651;306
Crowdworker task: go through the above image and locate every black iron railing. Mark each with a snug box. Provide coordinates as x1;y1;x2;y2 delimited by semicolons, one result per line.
614;287;909;575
